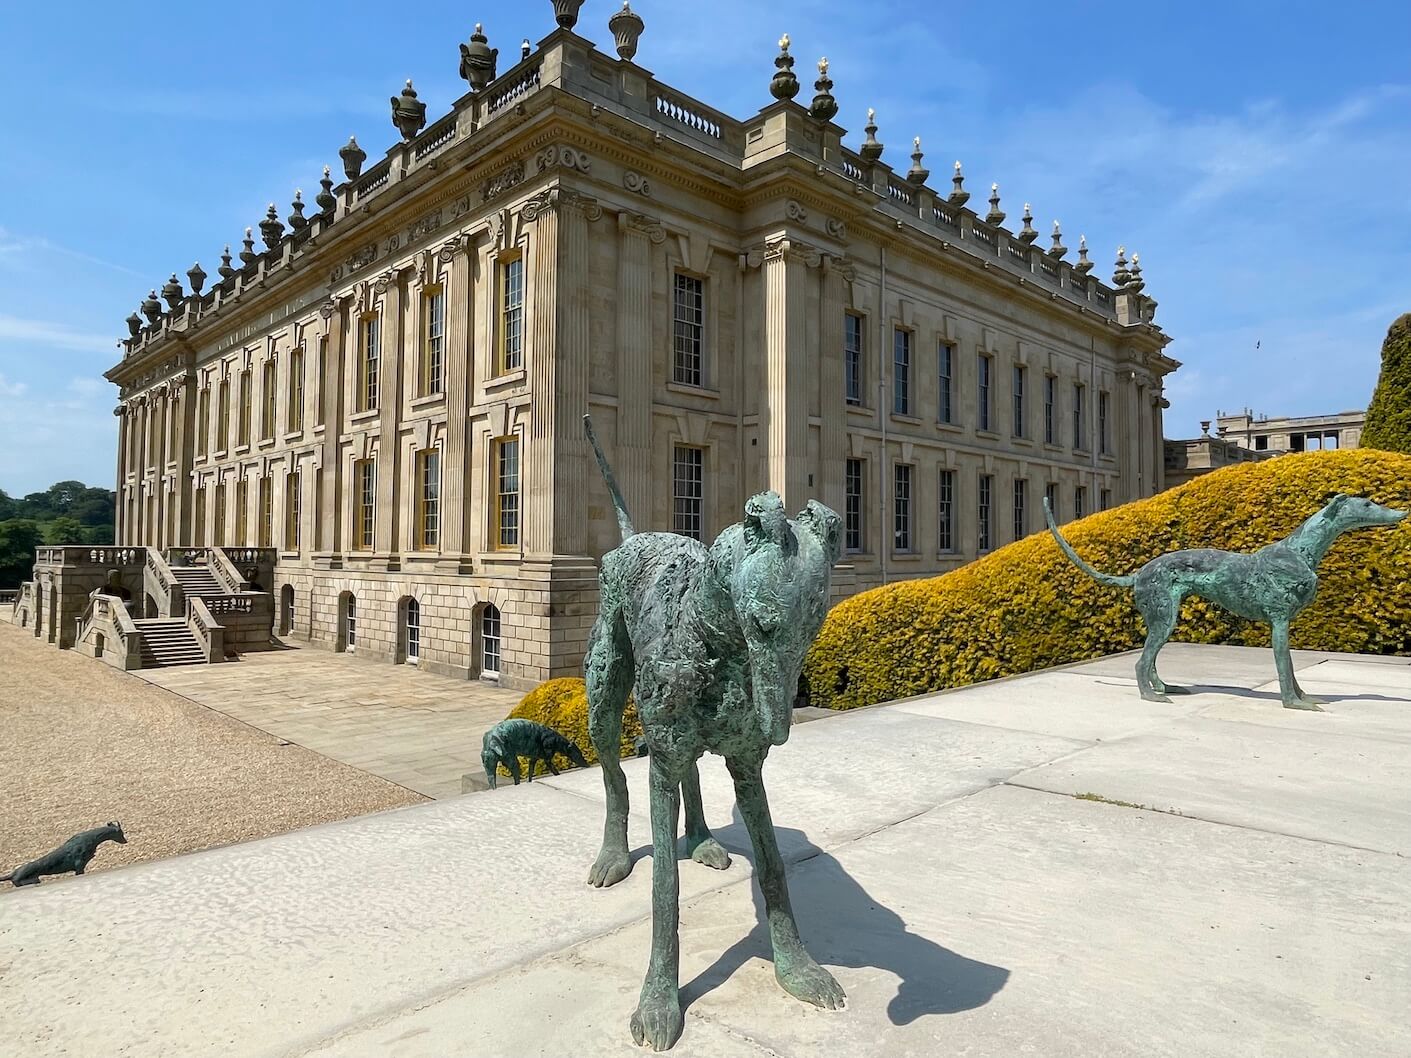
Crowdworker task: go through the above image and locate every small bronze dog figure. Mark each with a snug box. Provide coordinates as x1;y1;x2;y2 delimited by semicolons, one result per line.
481;718;589;789
583;415;844;1051
1045;493;1406;708
2;822;127;887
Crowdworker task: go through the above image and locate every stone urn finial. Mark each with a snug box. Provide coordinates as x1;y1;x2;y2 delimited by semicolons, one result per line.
1048;220;1067;259
1200;420;1211;436
186;260;207;296
218;244;236;279
140;289;162;325
339;135;367;180
288;190;308;230
125;311;142;338
609;2;645;61
391;79;427;141
551;0;585;29
1128;252;1145;294
239;227;257;266
769;33;799;101
1076;234;1093;274
317;166;337;212
1018;202;1038;244
949;160;969;206
1113;245;1131;288
859;107;883;162
161;273;184;311
809;56;837;122
259;204;285;250
521;38;532;61
907;135;929;185
985;182;1005;226
460;23;499;92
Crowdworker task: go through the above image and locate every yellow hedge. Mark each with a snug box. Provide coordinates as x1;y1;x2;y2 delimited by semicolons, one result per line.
503;676;644;777
803;450;1411;711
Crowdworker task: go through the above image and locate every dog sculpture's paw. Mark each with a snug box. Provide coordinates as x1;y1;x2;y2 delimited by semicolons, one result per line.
630;988;683;1051
587;848;633;888
687;836;732;871
777;955;847;1010
1141;691;1173;705
1284;696;1325;712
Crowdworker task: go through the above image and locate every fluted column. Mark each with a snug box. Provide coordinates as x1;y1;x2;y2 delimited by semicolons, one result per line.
374;273;404;558
524;195;561;557
114;406;128;543
615;212;662;526
818;257;850;514
759;237;817;508
442;238;474;561
319;301;345;555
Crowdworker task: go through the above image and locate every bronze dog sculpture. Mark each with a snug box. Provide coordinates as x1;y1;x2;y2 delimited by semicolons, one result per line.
583;415;845;1050
481;717;589;788
2;823;127;886
1045;493;1406;708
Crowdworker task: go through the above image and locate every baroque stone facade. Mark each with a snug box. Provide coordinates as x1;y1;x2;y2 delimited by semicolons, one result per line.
106;18;1177;689
1215;409;1364;453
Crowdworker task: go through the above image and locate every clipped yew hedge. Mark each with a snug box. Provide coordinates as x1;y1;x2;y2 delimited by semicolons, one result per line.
503;676;643;777
1362;312;1411;454
803;450;1411;711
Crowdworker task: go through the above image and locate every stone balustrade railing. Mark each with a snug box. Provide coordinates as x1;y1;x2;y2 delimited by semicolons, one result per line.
204;595;255;616
188;597;225;662
34;546;147;569
78;590;143;669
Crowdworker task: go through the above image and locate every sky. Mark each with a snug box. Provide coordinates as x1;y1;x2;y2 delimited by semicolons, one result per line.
1;1;1407;495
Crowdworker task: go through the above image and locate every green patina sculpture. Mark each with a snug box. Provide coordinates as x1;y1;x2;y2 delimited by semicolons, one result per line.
2;823;127;887
582;415;845;1051
481;718;588;789
1045;494;1406;708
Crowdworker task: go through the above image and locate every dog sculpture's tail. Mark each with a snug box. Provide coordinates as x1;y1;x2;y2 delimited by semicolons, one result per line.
1043;497;1135;588
583;414;635;542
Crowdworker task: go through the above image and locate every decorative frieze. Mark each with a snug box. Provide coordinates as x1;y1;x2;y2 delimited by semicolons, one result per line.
521;188;603;224
481;160;526;203
535;145;591;173
619;212;666;244
623;170;651;196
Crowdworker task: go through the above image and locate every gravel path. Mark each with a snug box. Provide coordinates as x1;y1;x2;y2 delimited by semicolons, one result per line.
0;620;424;884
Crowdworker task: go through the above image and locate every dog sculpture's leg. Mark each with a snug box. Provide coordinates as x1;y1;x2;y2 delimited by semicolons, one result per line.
1273;618;1323;710
1135;588;1181;704
726;755;846;1011
631;756;685;1051
681;761;730;871
506;755;522;785
586;607;634;888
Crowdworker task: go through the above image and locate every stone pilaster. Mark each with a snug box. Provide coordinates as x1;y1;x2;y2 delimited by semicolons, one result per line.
114;405;128;543
374;272;404;560
441;236;474;564
755;236;820;508
615;211;663;526
319;300;345;557
818;256;852;514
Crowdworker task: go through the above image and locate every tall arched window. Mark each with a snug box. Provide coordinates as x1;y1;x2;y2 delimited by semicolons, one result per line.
481;603;501;676
405;598;420;664
343;593;357;652
279;583;295;636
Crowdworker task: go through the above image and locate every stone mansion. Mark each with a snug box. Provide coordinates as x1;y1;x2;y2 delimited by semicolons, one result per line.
98;4;1177;688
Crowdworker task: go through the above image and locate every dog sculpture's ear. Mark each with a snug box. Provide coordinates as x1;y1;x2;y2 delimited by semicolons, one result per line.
743;491;789;550
797;500;843;565
1326;493;1350;513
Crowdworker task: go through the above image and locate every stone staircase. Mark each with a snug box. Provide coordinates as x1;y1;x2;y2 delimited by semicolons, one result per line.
134;618;208;668
171;566;223;599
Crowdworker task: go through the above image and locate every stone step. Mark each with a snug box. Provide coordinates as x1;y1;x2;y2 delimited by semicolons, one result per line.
134;619;208;668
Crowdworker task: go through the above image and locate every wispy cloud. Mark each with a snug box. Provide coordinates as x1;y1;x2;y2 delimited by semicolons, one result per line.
0;373;27;399
0;314;120;355
0;226;150;280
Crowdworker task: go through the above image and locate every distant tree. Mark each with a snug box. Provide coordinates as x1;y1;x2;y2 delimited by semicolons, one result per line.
0;519;42;589
83;523;116;545
1363;313;1411;454
0;488;14;521
44;516;86;545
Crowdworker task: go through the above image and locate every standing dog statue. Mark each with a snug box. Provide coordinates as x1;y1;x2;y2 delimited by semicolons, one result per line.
2;823;127;886
481;717;589;788
1045;493;1406;708
583;415;844;1051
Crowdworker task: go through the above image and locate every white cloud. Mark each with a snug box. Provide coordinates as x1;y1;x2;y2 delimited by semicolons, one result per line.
0;315;120;355
0;373;27;399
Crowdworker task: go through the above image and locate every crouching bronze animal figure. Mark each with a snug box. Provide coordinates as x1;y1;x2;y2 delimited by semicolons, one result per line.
481;718;589;789
2;823;127;887
583;415;845;1051
1045;494;1406;708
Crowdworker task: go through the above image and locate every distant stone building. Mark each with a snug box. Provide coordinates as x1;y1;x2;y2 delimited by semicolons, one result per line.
1216;409;1364;453
1163;429;1271;489
98;7;1177;687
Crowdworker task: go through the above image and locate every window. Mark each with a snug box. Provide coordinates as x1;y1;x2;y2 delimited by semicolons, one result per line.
345;594;357;651
288;345;304;431
1075;485;1087;519
893;329;911;415
194;487;206;545
500;257;524;373
1073;382;1086;449
258;475;272;548
844;313;863;406
235;478;248;544
979;474;993;552
1101;487;1112;511
214;482;226;542
893;463;913;552
1098;391;1110;454
1254;435;1269;451
315;335;327;426
1044;375;1056;444
844;458;864;552
422;287;445;395
494;437;520;549
1013;365;1026;438
167;400;178;457
197;387;210;456
938;343;954;424
238;369;252;447
1045;482;1059;523
314;468;324;551
416;448;440;549
673;273;704;386
405;598;420;664
977;354;992;432
481;603;501;675
1013;478;1027;541
285;471;301;550
672;445;705;541
938;469;956;553
360;315;381;411
261;360;277;441
354;459;375;550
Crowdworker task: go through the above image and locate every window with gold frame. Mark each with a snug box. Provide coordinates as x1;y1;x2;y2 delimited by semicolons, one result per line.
216;378;230;451
492;436;520;549
235;478;249;544
197;386;210;456
285;470;301;551
360;315;381;412
354;459;376;550
288;345;304;431
416;447;440;549
498;256;524;373
261;359;277;441
258;475;273;548
422;287;446;395
238;368;252;447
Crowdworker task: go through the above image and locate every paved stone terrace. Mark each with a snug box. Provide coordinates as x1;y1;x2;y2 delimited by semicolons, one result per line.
2;644;1409;1057
135;645;521;799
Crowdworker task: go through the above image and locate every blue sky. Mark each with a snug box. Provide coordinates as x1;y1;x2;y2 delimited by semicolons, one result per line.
1;1;1407;495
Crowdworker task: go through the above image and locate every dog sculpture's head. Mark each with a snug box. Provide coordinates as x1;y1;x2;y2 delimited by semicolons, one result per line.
1323;493;1407;532
709;492;842;747
481;731;502;790
107;822;127;844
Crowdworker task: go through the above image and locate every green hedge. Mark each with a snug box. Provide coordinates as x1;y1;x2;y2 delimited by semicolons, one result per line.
1363;313;1411;454
803;450;1411;711
502;676;643;778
